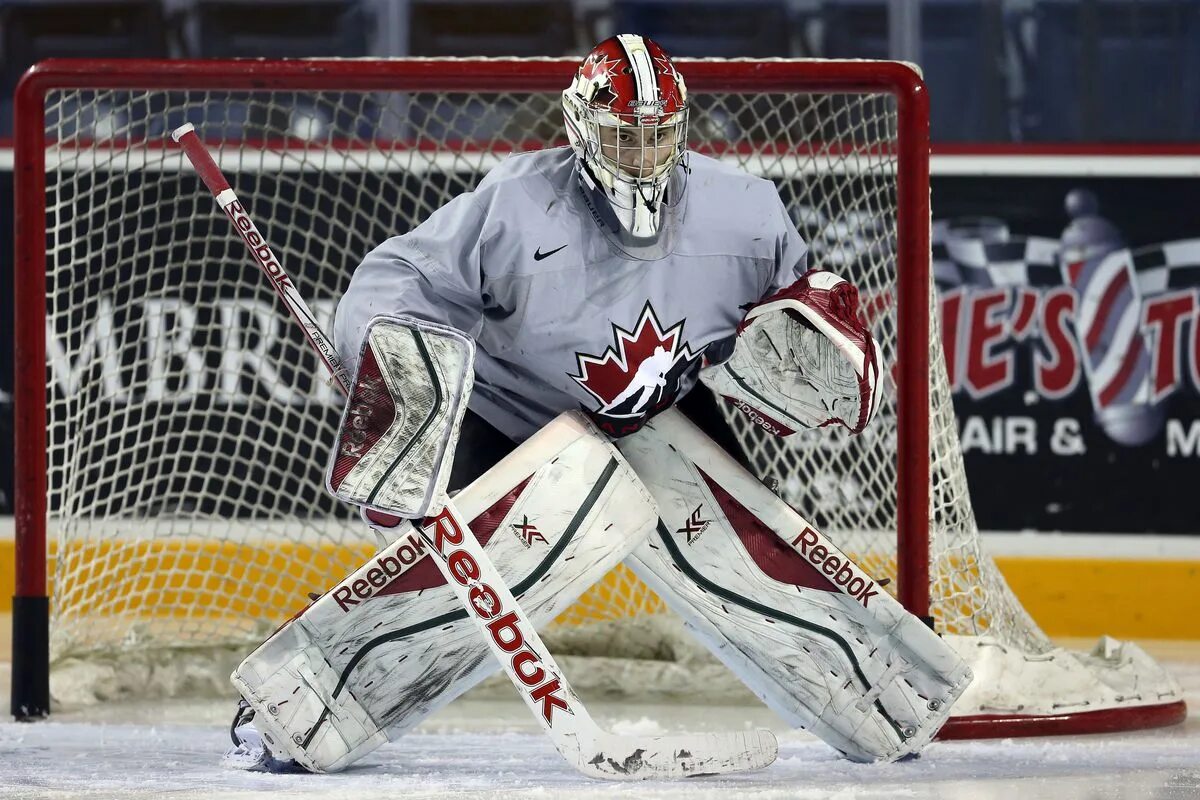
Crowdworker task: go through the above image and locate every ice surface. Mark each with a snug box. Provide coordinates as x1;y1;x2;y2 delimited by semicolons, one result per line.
2;659;1198;800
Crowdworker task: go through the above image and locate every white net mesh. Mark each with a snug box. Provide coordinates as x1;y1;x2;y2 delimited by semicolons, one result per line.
31;63;1047;693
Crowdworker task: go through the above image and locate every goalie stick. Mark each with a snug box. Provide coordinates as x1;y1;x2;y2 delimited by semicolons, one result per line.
170;123;777;780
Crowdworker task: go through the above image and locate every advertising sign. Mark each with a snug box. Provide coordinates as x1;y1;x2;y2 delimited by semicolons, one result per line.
931;163;1200;532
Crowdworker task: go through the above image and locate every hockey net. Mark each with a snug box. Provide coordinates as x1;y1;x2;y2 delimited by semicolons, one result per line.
12;59;1183;733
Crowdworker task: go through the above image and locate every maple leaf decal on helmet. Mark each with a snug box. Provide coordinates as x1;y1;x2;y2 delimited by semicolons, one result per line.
577;52;621;109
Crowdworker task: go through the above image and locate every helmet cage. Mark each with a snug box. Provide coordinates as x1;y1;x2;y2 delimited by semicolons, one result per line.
584;112;689;199
563;92;689;214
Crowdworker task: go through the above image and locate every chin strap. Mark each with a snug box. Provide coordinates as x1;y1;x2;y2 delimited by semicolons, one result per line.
576;160;670;240
625;181;666;239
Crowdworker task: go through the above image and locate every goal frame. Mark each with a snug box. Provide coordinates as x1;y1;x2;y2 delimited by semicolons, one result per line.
12;56;926;722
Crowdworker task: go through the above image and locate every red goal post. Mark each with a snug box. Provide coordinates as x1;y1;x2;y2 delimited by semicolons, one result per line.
9;57;1183;737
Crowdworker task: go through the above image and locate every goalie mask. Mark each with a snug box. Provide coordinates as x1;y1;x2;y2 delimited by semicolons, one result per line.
700;271;884;436
562;34;689;241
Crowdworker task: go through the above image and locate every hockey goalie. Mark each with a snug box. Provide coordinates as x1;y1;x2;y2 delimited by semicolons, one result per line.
216;34;972;778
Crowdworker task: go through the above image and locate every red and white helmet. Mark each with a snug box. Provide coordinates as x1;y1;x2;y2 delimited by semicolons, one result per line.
562;34;689;240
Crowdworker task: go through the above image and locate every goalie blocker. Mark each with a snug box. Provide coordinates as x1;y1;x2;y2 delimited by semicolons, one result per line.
326;314;474;520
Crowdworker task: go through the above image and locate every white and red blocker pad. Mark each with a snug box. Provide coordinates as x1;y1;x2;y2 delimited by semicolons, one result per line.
232;412;659;772
617;408;973;763
326;315;474;520
700;270;884;436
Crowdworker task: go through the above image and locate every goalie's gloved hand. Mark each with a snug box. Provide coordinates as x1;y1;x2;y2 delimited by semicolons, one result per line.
700;269;883;435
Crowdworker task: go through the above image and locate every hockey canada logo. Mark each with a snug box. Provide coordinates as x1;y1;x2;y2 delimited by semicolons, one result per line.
511;515;548;548
569;301;702;437
676;505;712;545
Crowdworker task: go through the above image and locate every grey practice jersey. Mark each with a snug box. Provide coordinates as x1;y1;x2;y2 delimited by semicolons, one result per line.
333;147;809;441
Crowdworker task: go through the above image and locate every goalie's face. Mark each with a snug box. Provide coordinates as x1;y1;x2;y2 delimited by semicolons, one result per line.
597;122;685;180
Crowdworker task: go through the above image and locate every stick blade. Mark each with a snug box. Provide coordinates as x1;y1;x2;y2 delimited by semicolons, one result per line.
578;729;778;780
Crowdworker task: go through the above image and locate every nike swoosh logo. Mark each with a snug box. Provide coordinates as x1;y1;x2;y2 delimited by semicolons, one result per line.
533;244;568;261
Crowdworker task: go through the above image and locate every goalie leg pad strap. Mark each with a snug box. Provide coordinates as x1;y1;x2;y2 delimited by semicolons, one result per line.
234;412;659;772
618;408;973;762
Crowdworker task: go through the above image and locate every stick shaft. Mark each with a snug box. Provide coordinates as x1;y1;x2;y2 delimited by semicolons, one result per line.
172;124;348;392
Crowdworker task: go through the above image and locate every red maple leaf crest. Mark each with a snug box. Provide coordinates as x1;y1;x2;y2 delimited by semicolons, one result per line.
570;302;700;411
580;52;617;83
577;52;622;110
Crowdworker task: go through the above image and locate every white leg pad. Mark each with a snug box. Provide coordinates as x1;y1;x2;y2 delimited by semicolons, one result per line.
232;411;660;772
619;408;973;762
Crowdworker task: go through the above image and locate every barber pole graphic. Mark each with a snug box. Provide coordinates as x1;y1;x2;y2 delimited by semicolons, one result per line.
1058;191;1164;446
928;185;1200;457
